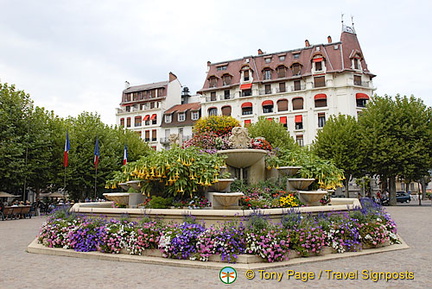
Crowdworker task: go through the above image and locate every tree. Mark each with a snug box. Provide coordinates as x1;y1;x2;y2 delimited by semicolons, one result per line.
358;95;432;205
313;114;362;196
248;117;297;150
65;112;150;201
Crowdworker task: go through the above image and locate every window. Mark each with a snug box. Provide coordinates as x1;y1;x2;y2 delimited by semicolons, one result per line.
277;99;288;111
279;82;286;93
291;63;301;76
314;94;327;107
293;53;300;59
120;118;125;127
354;75;362;86
222;74;232;86
209;76;218;88
144;130;150;142
151;114;157;125
210;92;217;101
241;102;253;115
262;100;274;113
150;90;156;98
178;112;186;122
150;102;155;109
279;55;286;61
356;93;369;107
296;135;304;146
314;76;326;88
294;80;302;91
313;57;324;72
276;66;286;78
265;84;272;94
191;111;199;120
279;116;287;128
295;115;303;130
126;117;131;127
263;69;272;80
217;65;227;71
352;57;361;70
265;57;271;63
164;114;172;123
208;107;217;116
221;106;232;116
151;130;157;141
243;70;250;81
224;90;231;99
134;116;142;127
125;106;131;112
242;89;252;97
318;113;326;127
292;97;304;110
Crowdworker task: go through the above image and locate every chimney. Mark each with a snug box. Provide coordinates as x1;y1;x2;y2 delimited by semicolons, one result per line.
258;49;263;55
169;72;177;82
327;35;332;43
305;39;310;47
207;61;211;66
125;81;130;89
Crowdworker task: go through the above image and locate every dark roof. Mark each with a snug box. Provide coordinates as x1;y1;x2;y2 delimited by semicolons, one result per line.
164;102;201;114
123;81;169;93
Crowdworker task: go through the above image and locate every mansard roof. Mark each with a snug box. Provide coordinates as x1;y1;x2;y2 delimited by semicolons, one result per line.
199;29;374;92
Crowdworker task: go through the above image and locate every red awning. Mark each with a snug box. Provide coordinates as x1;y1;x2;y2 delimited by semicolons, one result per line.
279;116;287;124
240;83;252;90
295;115;303;123
244;119;252;126
266;118;273;121
356;93;369;100
262;100;274;106
314;93;327;100
313;57;324;62
150;114;157;120
143;115;150;121
241;102;253;108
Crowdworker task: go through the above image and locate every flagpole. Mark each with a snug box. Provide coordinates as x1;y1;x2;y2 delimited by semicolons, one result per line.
94;166;98;200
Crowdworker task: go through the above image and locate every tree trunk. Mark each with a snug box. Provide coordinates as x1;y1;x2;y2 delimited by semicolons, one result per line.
344;177;350;198
389;176;397;206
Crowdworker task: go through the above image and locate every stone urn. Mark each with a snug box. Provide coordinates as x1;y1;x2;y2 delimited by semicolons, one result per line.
126;180;141;190
298;191;328;206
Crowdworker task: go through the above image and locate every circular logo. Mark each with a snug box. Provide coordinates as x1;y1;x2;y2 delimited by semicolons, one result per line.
219;266;237;284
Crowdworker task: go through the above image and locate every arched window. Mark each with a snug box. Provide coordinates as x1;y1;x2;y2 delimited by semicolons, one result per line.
356;93;369;107
263;68;272;80
292;97;304;110
277;99;288;112
262;100;274;113
208;107;218;116
208;76;218;88
241;102;253;115
314;94;327;107
291;63;302;76
222;74;232;86
221;105;232;116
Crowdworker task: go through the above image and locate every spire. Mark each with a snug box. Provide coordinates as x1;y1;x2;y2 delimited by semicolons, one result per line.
341;13;356;34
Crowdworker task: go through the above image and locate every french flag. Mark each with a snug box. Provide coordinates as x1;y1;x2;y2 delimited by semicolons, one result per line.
94;138;100;169
64;132;70;167
123;145;128;165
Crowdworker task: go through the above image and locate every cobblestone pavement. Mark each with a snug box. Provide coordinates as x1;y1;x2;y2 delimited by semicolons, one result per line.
0;201;430;289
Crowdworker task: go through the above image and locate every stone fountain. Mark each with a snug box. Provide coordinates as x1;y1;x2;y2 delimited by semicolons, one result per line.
103;180;145;208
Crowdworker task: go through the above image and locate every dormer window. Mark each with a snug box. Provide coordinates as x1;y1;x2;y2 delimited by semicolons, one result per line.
263;68;272;80
178;112;185;122
222;74;232;86
291;63;302;76
165;114;172;123
313;56;324;72
243;70;250;81
352;58;361;70
265;57;272;64
217;65;228;71
209;76;218;88
276;65;287;78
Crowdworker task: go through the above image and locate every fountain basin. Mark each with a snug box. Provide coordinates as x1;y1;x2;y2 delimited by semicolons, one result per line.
287;178;315;190
277;166;302;177
211;192;244;209
126;180;141;190
298;191;328;206
208;179;235;192
103;192;145;208
217;149;267;168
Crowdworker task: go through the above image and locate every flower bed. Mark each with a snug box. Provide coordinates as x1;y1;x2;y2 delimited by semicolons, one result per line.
38;199;401;264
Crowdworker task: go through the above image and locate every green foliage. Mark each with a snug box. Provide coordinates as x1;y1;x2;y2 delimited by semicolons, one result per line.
107;146;226;199
359;95;432;181
247;117;296;150
193;115;240;136
313;114;361;193
267;148;344;190
148;196;173;209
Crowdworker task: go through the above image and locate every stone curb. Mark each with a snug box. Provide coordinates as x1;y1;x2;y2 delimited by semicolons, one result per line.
26;236;409;271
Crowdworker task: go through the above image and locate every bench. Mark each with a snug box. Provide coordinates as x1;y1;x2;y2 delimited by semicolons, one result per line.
1;206;32;220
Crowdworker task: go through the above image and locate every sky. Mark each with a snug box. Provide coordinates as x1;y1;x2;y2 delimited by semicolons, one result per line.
1;0;432;125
